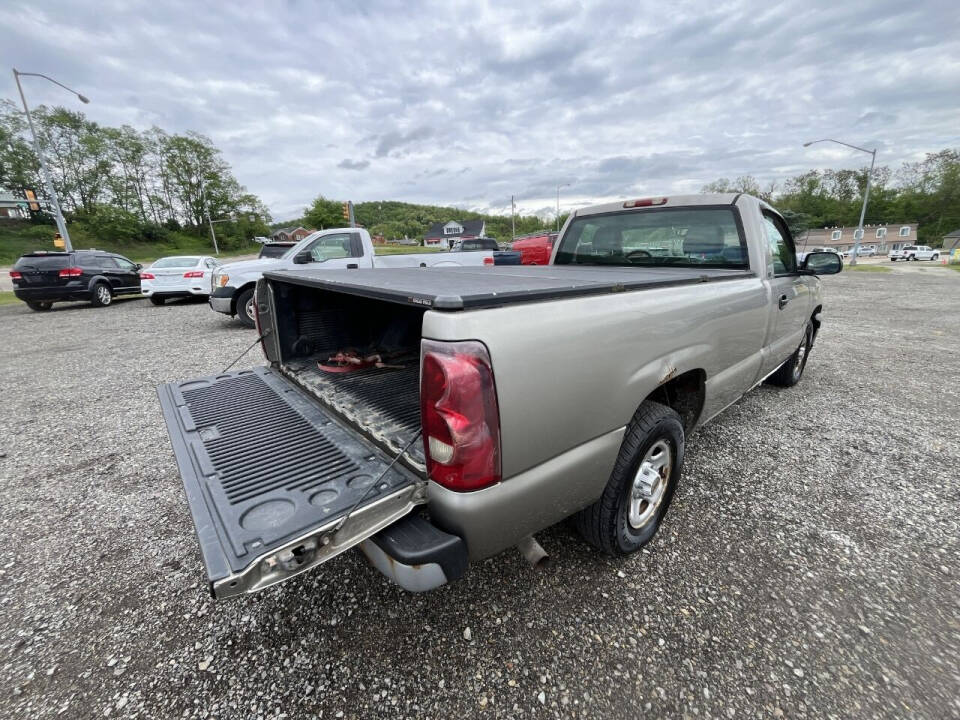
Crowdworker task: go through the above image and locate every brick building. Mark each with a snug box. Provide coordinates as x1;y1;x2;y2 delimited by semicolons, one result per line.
794;223;919;254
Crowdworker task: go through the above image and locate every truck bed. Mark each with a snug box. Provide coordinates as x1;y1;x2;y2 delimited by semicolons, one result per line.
283;356;425;469
263;265;755;311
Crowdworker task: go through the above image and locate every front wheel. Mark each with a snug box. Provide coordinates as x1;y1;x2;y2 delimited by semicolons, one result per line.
149;296;166;306
235;287;257;328
575;401;684;555
90;282;113;307
931;255;939;261
26;301;53;312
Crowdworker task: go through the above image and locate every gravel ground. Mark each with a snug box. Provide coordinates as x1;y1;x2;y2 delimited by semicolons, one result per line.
1;270;958;720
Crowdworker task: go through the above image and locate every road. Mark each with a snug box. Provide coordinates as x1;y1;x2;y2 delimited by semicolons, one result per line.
1;269;958;719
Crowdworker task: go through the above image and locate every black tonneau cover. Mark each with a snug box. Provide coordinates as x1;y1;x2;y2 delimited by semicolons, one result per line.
263;265;755;311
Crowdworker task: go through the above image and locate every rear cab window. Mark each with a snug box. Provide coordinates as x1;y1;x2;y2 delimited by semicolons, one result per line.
554;206;749;269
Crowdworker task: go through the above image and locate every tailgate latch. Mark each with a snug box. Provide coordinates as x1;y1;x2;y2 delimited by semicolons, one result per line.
266;538;319;572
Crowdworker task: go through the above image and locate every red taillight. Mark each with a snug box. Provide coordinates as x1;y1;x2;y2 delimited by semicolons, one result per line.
483;256;494;266
9;270;22;280
623;197;668;208
58;267;82;278
420;339;501;492
183;270;204;278
139;272;155;279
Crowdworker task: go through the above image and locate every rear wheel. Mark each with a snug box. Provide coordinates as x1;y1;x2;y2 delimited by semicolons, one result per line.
90;282;113;307
149;296;166;306
26;301;53;312
575;400;684;555
235;287;257;328
766;321;813;388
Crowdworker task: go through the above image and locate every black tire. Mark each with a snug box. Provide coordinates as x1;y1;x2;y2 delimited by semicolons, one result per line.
90;282;113;307
26;301;53;312
235;287;257;328
149;296;166;306
766;321;813;388
575;400;684;555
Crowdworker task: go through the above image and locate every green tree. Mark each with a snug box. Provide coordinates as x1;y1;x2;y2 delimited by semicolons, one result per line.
304;195;348;229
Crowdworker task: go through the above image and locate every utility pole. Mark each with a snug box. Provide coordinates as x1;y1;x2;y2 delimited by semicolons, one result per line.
511;195;516;241
348;201;356;228
803;139;877;267
850;150;876;266
199;178;219;255
556;183;570;232
13;69;90;253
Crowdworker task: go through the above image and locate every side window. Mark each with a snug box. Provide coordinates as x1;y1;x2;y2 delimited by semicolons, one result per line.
97;256;119;268
76;253;98;268
304;233;357;262
762;214;797;275
113;257;137;270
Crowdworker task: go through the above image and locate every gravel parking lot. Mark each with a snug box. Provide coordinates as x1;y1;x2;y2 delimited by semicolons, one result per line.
2;270;958;719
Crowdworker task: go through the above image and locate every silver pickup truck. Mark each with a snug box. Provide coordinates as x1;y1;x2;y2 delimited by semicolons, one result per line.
158;193;842;599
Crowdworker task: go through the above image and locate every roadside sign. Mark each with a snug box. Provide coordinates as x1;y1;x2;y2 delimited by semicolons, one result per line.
24;188;41;212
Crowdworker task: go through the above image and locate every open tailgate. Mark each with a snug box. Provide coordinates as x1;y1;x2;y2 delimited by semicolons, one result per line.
157;366;423;599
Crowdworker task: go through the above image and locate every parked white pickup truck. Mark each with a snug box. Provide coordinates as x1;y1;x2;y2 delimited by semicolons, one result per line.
889;245;940;261
209;228;494;326
158;194;843;599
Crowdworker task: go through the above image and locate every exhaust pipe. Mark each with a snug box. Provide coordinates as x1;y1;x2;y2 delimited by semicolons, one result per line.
516;535;549;568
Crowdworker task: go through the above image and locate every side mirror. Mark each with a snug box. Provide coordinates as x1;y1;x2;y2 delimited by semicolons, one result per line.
802;251;843;275
135;263;143;270
293;251;312;265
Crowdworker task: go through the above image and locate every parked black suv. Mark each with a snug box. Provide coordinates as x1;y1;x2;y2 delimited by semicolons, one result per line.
11;250;142;311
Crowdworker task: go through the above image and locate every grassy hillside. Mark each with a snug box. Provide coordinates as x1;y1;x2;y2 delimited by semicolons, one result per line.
0;221;259;265
276;199;556;242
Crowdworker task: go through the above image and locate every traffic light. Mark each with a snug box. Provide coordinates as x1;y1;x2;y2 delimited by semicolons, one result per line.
342;202;350;222
53;232;65;249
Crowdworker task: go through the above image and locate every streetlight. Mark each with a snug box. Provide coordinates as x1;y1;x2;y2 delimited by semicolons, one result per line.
803;138;877;266
556;183;571;232
12;69;90;253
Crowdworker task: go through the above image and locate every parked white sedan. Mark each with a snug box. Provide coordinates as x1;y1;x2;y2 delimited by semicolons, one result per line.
140;256;221;305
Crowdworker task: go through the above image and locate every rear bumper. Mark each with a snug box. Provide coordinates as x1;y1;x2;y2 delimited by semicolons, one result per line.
141;282;209;297
360;513;468;591
14;286;90;302
209;287;234;314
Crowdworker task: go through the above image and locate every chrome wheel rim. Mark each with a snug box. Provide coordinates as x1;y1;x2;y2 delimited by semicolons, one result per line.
244;296;256;322
792;337;807;378
628;439;672;529
98;286;111;304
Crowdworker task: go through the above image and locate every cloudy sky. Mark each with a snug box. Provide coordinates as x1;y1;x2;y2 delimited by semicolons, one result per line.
3;0;958;221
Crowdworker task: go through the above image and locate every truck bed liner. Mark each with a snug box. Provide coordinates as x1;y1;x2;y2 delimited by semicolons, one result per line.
264;265;754;311
282;358;424;469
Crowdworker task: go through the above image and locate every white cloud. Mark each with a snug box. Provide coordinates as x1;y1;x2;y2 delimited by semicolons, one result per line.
3;0;958;220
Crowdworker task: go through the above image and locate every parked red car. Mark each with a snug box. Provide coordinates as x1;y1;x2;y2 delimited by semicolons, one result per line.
511;232;557;265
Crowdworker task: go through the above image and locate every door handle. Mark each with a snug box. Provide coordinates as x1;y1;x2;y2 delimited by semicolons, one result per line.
778;294;789;309
346;263;359;269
